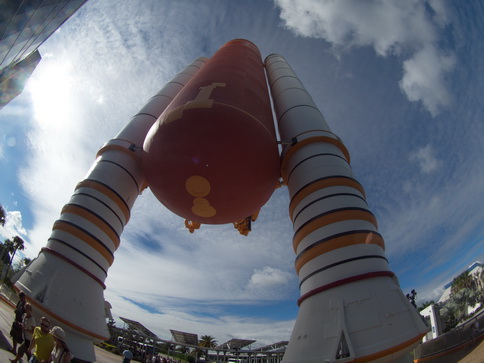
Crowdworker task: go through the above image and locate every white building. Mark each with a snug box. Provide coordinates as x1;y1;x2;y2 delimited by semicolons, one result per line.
420;261;482;341
437;261;483;304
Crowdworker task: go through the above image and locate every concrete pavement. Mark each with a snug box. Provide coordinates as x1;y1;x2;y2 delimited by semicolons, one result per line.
0;297;122;363
0;290;482;362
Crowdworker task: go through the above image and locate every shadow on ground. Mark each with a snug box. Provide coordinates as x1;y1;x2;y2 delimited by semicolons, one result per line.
0;329;13;353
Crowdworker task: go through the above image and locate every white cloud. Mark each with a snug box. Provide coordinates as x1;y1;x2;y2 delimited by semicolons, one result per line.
0;210;27;240
409;144;440;174
0;104;29;117
248;266;292;287
400;47;455;116
104;191;297;303
105;290;295;345
380;152;484;267
274;0;455;115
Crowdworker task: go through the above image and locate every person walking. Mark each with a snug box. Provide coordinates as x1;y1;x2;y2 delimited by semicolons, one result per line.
27;317;55;363
122;349;133;362
51;326;73;363
9;302;36;362
9;291;27;354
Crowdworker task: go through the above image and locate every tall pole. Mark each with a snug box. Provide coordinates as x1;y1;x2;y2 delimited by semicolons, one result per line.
265;54;428;362
14;57;207;361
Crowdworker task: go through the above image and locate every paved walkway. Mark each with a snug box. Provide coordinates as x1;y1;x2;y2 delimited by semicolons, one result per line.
0;297;482;362
0;299;122;362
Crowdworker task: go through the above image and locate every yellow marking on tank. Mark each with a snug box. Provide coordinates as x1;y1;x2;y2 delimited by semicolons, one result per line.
164;82;226;124
186;175;216;217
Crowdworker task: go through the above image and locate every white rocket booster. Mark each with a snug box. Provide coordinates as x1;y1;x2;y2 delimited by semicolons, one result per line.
14;57;207;361
265;54;428;362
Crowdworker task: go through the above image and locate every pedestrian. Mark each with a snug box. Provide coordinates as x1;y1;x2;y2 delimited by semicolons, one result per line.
122;348;133;363
27;317;55;363
9;291;27;354
471;319;480;342
51;326;73;362
9;302;36;362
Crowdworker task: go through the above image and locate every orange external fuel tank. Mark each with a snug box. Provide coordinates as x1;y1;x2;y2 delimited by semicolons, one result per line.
142;39;281;225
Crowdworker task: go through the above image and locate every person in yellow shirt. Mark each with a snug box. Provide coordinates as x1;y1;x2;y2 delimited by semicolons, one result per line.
28;317;55;363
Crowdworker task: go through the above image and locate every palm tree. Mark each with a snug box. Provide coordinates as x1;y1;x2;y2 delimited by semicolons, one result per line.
199;335;217;348
199;335;217;360
475;268;484;291
443;269;483;328
0;242;9;265
0;236;25;280
5;236;25;265
451;271;476;295
0;205;6;226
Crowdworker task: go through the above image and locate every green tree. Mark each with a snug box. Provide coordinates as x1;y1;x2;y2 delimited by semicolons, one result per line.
0;205;6;226
441;269;483;331
451;271;477;295
439;302;459;333
1;237;25;281
199;335;217;348
198;335;217;360
178;345;189;354
4;236;25;265
106;319;117;344
475;268;484;291
0;242;9;265
23;257;32;266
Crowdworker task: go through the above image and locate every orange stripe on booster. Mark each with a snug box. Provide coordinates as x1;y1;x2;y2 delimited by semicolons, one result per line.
295;232;384;274
53;221;114;266
75;179;130;222
289;177;366;220
61;204;120;249
353;332;427;363
293;209;378;252
281;135;350;182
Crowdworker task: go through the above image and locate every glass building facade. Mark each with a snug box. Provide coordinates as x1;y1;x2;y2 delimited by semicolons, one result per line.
0;0;87;108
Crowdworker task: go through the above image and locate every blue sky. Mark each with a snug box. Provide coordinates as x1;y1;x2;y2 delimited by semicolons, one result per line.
1;0;483;348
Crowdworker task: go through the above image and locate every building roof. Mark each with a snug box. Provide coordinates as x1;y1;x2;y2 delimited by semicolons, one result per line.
170;330;199;346
215;338;256;350
254;341;288;352
119;317;158;339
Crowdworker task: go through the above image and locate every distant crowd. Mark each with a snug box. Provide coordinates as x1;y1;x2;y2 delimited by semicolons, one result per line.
8;291;72;363
143;353;181;363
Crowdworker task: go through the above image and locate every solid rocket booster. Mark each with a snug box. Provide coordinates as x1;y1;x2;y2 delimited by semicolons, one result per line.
142;39;281;227
265;54;428;362
13;58;207;362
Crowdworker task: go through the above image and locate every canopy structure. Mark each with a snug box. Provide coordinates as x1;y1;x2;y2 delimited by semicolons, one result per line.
119;317;158;339
215;338;256;350
255;341;288;352
170;329;199;346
